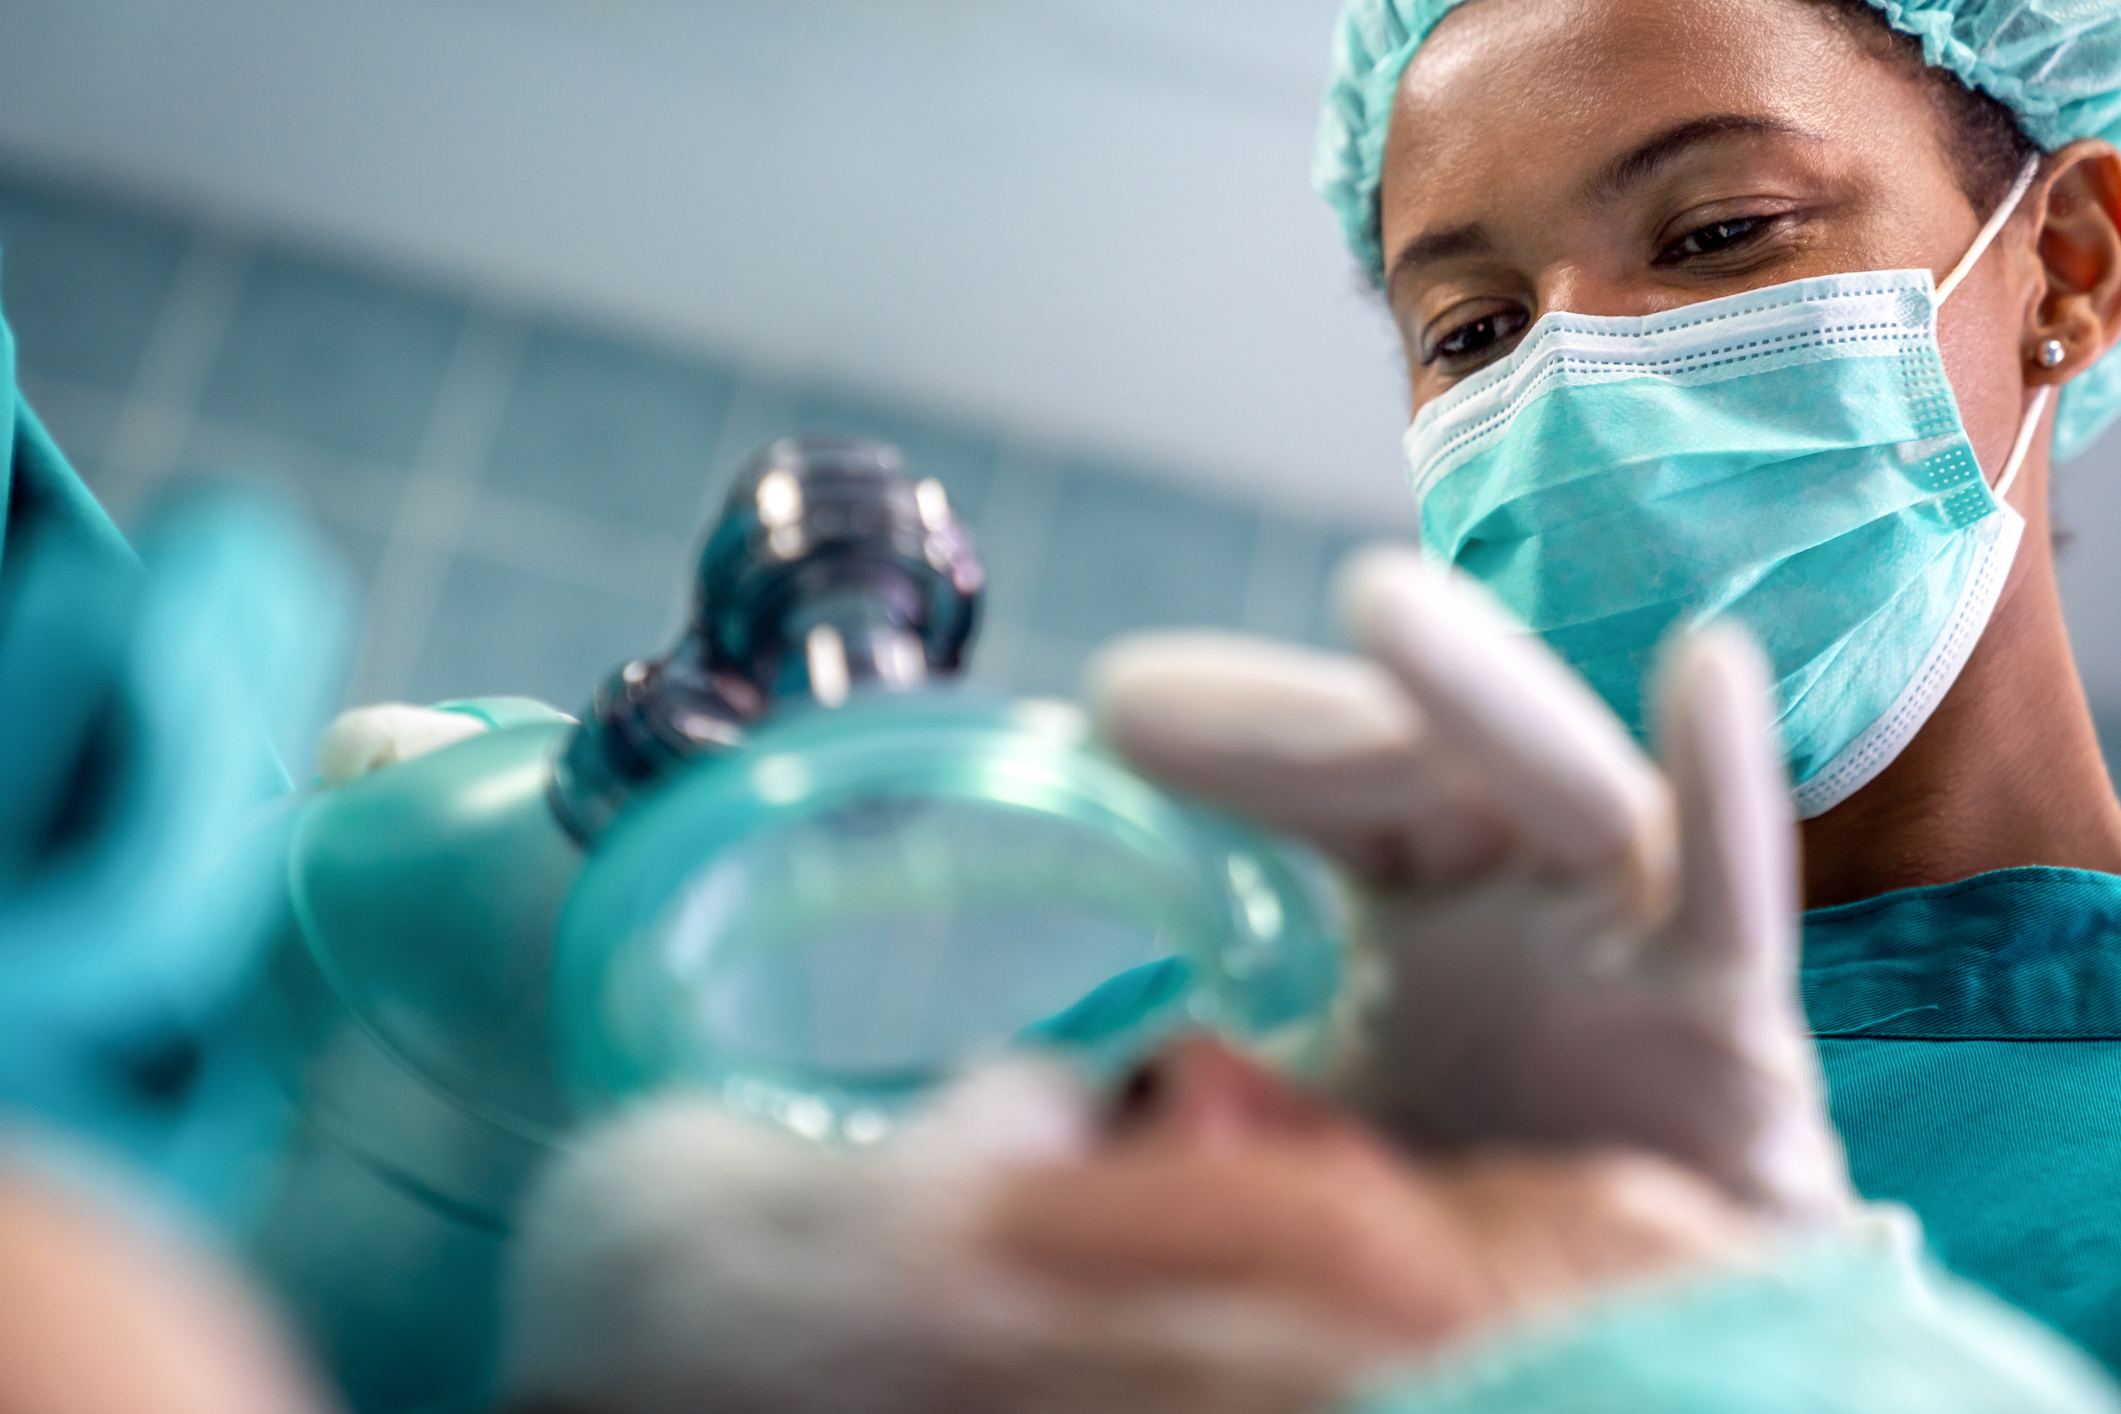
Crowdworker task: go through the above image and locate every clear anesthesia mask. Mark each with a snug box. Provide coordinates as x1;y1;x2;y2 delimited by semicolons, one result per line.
549;439;1346;1140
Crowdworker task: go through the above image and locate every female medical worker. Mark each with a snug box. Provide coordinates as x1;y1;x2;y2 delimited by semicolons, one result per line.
1301;0;2121;1373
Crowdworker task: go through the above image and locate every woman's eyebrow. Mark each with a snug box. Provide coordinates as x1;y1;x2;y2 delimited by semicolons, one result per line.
1590;114;1822;200
1385;222;1491;294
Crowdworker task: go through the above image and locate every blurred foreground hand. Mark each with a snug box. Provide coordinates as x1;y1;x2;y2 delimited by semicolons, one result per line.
1089;547;1849;1224
0;1151;333;1414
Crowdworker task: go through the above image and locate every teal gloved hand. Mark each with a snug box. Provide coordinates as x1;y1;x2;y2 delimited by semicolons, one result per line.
0;485;349;1220
1087;547;1849;1225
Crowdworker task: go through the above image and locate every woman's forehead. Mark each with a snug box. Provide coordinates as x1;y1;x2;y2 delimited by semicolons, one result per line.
1378;0;1936;252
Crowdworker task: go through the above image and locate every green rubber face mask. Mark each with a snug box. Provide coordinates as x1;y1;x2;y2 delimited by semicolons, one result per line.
1406;159;2046;818
552;691;1346;1142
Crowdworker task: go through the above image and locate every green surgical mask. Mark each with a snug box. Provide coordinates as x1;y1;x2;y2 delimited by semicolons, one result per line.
1406;159;2046;817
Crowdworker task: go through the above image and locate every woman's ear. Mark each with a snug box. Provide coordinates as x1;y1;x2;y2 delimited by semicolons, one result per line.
2028;139;2121;386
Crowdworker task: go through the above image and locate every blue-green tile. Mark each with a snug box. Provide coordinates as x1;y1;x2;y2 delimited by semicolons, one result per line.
1227;513;1324;644
171;424;404;543
991;631;1091;702
0;174;187;393
788;385;999;526
403;555;668;713
481;324;734;532
1028;463;1258;646
309;517;390;610
19;372;121;491
201;250;466;467
1307;528;1374;648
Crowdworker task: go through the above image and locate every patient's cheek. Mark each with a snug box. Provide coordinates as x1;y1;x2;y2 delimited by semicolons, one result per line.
976;1146;1500;1349
979;1144;1765;1358
1430;1149;1768;1313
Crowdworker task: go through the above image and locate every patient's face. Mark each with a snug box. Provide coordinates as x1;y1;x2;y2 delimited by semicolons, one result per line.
504;1036;1762;1414
980;1037;1757;1350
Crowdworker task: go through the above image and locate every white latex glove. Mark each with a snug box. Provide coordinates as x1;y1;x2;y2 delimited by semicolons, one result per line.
313;704;490;787
1086;547;1851;1225
312;697;570;787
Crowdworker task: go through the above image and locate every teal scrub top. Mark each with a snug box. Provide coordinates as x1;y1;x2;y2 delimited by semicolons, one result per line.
1805;866;2121;1373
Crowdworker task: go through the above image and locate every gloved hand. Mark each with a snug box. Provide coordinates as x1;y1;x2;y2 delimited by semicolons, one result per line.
312;697;571;787
0;486;350;1219
1086;547;1850;1225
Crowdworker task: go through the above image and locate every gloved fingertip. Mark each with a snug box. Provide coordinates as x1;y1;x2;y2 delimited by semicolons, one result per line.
1655;625;1775;739
1338;546;1675;890
1084;630;1420;761
1331;541;1422;636
1651;624;1791;836
1332;542;1499;656
1651;623;1803;997
1080;630;1199;726
1081;630;1250;759
314;704;490;788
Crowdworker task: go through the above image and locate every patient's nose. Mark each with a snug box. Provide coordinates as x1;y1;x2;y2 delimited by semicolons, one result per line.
1108;1036;1342;1150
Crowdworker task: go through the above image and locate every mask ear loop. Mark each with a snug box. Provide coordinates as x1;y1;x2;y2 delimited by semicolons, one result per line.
1931;154;2048;500
1992;384;2050;501
1937;154;2040;305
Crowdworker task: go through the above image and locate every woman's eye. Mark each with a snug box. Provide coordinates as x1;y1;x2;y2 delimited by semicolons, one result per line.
1425;306;1531;367
1657;214;1773;265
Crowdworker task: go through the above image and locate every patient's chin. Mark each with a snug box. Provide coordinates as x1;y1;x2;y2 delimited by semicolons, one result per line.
499;1064;1364;1414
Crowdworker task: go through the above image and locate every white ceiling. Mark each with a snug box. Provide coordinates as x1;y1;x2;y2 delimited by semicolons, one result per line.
0;0;1418;526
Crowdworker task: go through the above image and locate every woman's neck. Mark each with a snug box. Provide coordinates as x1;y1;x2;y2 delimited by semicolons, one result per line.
1800;525;2121;910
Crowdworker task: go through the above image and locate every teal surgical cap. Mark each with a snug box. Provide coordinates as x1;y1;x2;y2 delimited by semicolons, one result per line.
1316;0;2121;461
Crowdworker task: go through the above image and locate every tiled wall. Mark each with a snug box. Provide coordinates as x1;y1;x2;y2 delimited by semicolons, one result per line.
0;165;1365;740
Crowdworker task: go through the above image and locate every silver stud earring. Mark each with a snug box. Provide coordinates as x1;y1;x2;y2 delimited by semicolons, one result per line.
2040;338;2068;368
